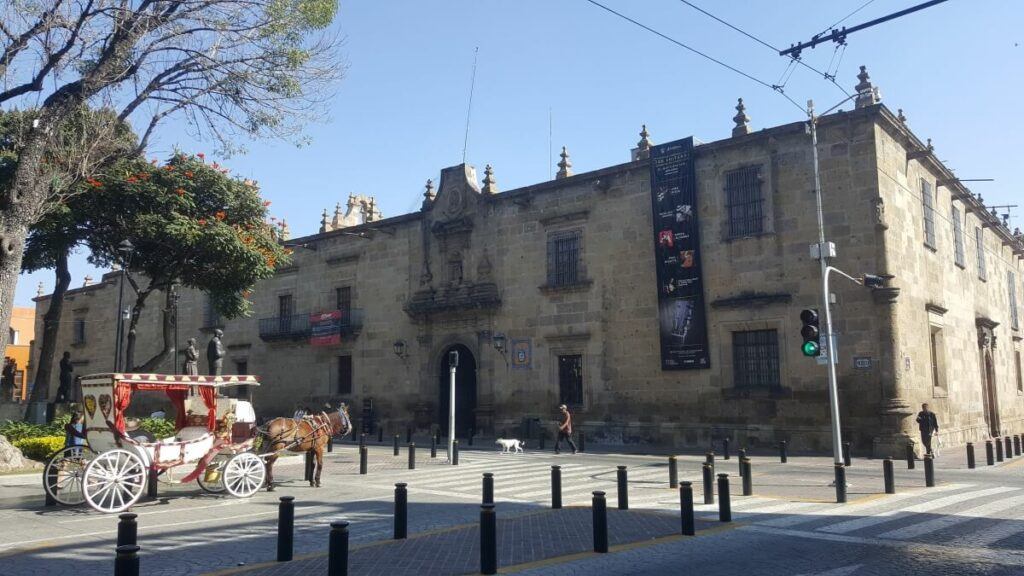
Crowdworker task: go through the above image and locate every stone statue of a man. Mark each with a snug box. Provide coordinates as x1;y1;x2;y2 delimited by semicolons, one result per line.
55;351;73;403
184;338;199;376
207;330;225;376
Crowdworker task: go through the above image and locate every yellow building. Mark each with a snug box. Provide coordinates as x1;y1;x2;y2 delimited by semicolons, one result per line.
6;306;35;401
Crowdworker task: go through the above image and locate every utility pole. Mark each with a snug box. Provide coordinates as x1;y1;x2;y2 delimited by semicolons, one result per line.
780;0;949;57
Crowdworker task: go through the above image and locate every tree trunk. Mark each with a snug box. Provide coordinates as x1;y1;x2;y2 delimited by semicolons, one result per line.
136;287;176;373
123;288;150;371
23;250;71;415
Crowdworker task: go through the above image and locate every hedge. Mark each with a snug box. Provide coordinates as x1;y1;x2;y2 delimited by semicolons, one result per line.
13;436;66;461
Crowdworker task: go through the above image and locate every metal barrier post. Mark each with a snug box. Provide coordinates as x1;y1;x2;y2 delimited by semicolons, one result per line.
843;442;852;467
377;427;383;443
680;481;695;536
408;442;416;470
393;435;399;457
359;446;367;475
277;496;295;562
737;449;746;477
551;465;562;509
592;491;608;553
1005;437;1013;460
741;459;753;496
616;465;628;510
480;504;497;575
997;439;1004;462
117;513;138;547
835;464;847;504
452;440;459;465
668;456;678;489
779;441;788;463
406;426;412;444
717;474;731;522
905;443;916;469
883;457;895;494
924;455;935;487
723;437;730;460
967;442;976;469
328;520;350;576
394;483;407;539
114;544;140;576
1015;435;1022;457
702;463;714;504
482;472;494;505
986;440;995;466
431;435;437;459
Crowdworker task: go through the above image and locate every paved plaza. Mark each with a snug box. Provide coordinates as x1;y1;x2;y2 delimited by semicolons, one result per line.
2;441;1024;575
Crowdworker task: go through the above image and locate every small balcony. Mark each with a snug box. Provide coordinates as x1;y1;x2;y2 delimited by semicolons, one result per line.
258;310;364;342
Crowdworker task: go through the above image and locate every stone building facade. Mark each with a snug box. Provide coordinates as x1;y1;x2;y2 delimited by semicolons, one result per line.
30;70;1024;456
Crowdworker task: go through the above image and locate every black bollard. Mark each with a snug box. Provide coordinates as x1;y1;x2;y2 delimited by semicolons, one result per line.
905;443;915;469
277;496;295;562
551;465;562;509
843;442;852;467
393;435;399;457
737;449;746;477
779;441;788;464
705;451;715;466
328;520;349;576
592;491;609;553
408;443;416;470
480;504;497;575
147;467;158;500
924;455;935;487
702;463;714;504
406;426;412;444
679;482;695;536
378;427;383;443
668;456;679;489
579;430;586;453
835;464;847;504
883;457;895;494
435;428;441;447
359;446;368;475
1016;435;1022;457
723;437;731;460
394;483;407;539
539;431;546;451
616;465;629;510
431;436;437;459
453;440;459;466
997;439;1004;462
967;442;976;469
468;428;474;446
986;440;995;466
1005;436;1013;460
359;433;366;449
482;472;494;505
114;544;140;576
328;435;333;453
741;458;753;496
117;513;138;547
717;474;731;522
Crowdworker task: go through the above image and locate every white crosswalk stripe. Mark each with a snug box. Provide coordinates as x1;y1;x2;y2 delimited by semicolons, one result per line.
755;484;968;528
818;486;1017;534
877;492;1024;540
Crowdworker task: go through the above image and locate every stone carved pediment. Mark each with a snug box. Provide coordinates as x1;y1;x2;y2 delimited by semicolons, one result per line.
430;164;481;225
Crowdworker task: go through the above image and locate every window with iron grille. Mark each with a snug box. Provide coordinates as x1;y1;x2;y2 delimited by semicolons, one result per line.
72;319;86;345
558;354;583;406
732;330;780;390
547;230;582;287
1010;271;1019;331
921;179;936;249
976;227;987;281
951;206;965;268
336;286;351;314
278;294;293;332
1016;351;1023;393
337;355;353;395
725;165;765;238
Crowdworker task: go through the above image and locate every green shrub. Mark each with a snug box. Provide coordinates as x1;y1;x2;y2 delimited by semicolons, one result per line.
13;436;66;461
139;418;176;439
0;414;73;441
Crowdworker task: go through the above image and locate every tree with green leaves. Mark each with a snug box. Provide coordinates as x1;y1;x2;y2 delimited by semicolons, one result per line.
80;152;288;371
0;0;342;359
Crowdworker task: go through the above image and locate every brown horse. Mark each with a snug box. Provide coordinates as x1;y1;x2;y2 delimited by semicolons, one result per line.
261;404;352;490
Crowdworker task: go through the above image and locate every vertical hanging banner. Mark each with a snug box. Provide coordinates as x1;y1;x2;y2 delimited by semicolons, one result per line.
310;310;343;346
649;137;710;370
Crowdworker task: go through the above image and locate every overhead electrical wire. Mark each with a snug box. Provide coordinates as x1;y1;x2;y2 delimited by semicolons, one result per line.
815;0;878;38
582;0;806;113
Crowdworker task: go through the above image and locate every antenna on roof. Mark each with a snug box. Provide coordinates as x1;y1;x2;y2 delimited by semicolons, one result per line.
549;107;553;180
462;47;479;164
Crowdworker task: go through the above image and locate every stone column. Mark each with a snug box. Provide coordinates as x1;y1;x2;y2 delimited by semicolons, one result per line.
871;285;914;458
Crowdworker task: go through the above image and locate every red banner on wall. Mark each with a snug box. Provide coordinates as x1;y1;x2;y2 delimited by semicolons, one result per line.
310;311;343;346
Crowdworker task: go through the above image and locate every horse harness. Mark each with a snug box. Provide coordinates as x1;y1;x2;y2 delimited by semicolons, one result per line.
264;412;334;452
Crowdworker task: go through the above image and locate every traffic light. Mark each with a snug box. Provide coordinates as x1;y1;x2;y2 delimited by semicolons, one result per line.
800;309;822;357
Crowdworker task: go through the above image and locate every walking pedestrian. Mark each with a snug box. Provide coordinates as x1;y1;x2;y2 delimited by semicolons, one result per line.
554;404;578;455
916;403;939;456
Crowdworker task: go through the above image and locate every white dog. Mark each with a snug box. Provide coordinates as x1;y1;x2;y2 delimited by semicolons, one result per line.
495;438;524;454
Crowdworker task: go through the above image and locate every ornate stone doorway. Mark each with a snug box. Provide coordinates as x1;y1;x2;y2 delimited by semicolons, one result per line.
983;350;1000;438
438;344;477;438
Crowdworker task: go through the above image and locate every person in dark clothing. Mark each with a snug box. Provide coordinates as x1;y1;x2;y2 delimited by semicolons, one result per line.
916;403;939;456
554;404;578;455
64;413;88;450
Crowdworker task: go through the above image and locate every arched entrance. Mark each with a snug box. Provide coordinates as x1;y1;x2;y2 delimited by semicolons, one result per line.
438;344;477;437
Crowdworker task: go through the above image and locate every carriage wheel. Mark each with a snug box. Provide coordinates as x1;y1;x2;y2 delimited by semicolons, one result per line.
222;453;265;498
42;445;95;506
83;449;147;513
196;457;227;494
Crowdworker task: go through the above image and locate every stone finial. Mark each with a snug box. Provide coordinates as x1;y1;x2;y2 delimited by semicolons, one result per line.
1014;227;1021;239
279;219;290;240
36;282;44;298
331;202;344;229
366;197;381;221
482;164;498;195
636;124;652;160
422;179;436;209
319;208;329;233
897;109;907;124
732;98;751;137
556;146;573;179
925;138;934;153
854;65;879;108
82;275;93;287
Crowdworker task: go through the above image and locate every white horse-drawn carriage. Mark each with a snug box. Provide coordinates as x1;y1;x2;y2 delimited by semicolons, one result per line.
43;373;266;513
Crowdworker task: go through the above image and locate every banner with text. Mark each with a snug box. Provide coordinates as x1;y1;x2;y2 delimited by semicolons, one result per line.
649;137;710;370
310;310;343;346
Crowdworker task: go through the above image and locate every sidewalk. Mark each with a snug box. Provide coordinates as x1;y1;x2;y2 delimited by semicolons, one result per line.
207;507;727;576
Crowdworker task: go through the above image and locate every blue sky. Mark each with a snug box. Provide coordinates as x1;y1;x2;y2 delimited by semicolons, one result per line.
17;0;1023;306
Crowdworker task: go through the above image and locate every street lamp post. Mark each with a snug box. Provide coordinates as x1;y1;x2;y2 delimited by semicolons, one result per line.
113;240;134;372
447;349;458;463
170;283;180;375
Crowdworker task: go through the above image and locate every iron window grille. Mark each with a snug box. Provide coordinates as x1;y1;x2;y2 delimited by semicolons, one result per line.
725;165;765;238
278;294;294;333
921;179;936;249
976;227;987;281
732;330;780;390
1010;271;1019;331
951;206;966;268
1016;351;1023;393
558;354;584;406
336;286;352;316
547;230;582;287
72;319;86;345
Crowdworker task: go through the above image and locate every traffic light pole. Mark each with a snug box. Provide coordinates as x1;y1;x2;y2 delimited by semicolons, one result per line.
809;102;844;468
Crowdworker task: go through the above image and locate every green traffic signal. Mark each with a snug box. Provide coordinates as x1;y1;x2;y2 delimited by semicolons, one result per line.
802;340;820;357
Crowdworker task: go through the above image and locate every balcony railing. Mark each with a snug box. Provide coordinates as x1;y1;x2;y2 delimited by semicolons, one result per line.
258;310;364;342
